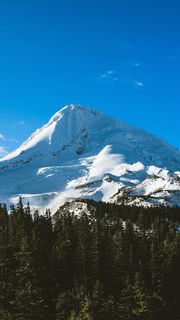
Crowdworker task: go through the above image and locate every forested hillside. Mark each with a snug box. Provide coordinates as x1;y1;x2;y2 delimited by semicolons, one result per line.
0;199;180;319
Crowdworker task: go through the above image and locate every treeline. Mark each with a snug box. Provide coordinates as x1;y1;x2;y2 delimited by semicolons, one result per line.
0;199;180;319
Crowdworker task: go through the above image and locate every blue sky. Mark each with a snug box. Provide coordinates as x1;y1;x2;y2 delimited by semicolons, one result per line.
0;0;179;156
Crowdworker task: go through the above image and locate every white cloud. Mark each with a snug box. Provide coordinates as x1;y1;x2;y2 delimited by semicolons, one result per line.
107;70;115;75
99;70;118;81
134;80;144;87
99;70;144;88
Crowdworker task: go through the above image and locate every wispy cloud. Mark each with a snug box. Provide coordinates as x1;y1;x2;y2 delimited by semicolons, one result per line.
99;69;144;88
12;120;26;130
0;133;17;158
0;133;6;141
133;80;144;87
0;132;19;144
99;70;118;81
0;146;8;157
18;120;25;126
129;62;141;67
100;74;108;79
107;70;115;75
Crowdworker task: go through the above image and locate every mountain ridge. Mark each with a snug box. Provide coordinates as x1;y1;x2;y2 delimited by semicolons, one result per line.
0;104;179;209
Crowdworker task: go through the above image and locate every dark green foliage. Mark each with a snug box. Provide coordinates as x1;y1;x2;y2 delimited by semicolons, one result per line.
0;199;180;319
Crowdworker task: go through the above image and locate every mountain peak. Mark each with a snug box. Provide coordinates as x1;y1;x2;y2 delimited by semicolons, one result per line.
0;104;180;171
49;104;99;124
0;104;180;208
0;104;103;164
48;104;104;125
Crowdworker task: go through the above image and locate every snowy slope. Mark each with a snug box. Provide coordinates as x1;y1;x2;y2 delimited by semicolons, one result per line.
0;104;179;210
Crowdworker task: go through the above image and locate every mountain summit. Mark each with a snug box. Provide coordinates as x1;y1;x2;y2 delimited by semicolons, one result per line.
0;104;179;209
0;104;179;169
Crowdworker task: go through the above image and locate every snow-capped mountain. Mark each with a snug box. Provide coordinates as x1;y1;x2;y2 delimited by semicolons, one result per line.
0;104;179;210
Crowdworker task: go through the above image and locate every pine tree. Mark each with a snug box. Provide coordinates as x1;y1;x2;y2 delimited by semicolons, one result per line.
31;210;56;320
0;205;15;319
